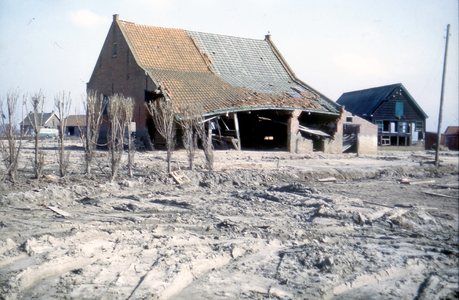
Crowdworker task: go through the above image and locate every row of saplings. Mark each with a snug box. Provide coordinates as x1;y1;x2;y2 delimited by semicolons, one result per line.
0;90;213;183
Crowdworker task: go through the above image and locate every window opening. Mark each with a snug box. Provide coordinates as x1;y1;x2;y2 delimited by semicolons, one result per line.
102;95;108;115
415;121;423;132
383;121;390;132
398;122;407;133
112;43;117;58
390;122;397;133
375;120;383;131
395;101;403;117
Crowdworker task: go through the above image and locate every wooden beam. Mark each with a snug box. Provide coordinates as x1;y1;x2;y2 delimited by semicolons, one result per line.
436;24;450;167
48;206;71;217
207;121;212;145
233;113;241;151
423;191;458;199
317;177;337;182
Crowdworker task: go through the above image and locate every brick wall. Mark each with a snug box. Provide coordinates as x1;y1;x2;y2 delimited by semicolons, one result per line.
87;15;156;140
334;110;378;155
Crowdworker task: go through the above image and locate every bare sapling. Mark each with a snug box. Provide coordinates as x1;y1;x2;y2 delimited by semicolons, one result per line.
54;91;72;178
122;96;135;178
0;91;24;182
107;94;127;180
27;91;46;179
196;119;214;171
177;103;203;170
82;91;106;176
145;97;176;173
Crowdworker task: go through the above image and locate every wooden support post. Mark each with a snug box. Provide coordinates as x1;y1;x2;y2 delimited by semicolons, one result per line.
217;118;222;138
233;113;241;151
207;121;212;145
287;110;301;153
436;24;450;167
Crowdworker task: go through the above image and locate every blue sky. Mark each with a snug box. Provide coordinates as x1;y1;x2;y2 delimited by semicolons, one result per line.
0;0;457;132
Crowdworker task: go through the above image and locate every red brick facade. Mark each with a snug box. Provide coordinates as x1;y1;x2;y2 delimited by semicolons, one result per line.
87;15;155;137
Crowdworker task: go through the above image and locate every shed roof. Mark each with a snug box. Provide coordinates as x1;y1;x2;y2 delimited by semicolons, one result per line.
445;126;459;136
336;83;428;118
117;19;339;116
63;115;86;127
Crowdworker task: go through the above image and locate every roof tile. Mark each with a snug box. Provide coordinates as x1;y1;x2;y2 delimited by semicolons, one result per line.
119;20;334;115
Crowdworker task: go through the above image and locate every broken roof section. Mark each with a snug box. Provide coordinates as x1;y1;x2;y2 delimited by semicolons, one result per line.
187;31;298;94
118;19;340;116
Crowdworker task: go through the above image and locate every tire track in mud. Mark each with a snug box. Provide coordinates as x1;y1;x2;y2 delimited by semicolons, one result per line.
0;168;458;299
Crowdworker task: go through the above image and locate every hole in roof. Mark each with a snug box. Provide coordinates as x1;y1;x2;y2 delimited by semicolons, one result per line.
157;46;160;50
288;92;302;99
212;52;215;54
292;86;307;93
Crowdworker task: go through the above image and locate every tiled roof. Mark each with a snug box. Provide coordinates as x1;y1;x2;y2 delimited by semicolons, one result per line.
186;31;294;94
63;115;86;127
120;22;209;73
119;20;338;115
445;126;459;136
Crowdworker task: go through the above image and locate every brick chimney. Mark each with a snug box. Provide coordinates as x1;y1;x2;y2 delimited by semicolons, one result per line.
264;32;271;41
113;14;119;22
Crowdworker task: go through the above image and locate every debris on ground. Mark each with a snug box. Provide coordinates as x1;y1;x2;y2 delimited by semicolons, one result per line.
0;142;457;299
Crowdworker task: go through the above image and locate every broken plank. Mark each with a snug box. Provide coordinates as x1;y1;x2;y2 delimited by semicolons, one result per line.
411;155;432;160
230;138;239;151
48;206;71;217
318;177;336;182
423;191;458;199
408;180;436;185
435;184;459;189
170;170;191;185
362;200;394;209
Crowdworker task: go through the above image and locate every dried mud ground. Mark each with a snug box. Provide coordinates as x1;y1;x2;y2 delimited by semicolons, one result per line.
0;139;458;300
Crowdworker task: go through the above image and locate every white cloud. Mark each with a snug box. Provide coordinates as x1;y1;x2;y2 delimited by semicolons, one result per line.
68;9;110;29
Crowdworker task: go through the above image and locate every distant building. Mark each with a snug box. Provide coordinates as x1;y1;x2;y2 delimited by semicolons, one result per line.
20;112;60;135
444;126;459;150
425;132;445;150
0;124;14;135
61;115;86;137
337;84;427;147
428;126;459;150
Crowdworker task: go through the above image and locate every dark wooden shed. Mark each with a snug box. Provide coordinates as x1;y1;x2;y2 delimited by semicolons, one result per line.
337;83;428;147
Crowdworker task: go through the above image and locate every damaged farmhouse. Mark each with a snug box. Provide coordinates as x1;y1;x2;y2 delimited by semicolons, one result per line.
87;14;378;155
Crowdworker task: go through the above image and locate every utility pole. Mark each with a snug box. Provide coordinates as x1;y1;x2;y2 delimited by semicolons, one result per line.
435;24;450;167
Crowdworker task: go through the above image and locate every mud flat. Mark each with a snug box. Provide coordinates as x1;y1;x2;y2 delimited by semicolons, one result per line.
0;141;457;299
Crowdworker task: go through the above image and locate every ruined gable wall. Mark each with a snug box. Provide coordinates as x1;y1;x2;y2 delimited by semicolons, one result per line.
87;16;155;136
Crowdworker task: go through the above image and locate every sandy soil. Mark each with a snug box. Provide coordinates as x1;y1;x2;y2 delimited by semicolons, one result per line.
0;139;458;299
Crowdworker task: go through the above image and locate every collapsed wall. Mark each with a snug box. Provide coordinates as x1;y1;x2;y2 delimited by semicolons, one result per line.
335;110;378;155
